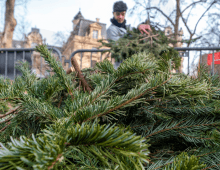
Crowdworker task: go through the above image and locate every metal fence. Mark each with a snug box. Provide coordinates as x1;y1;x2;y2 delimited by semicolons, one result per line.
175;47;220;75
63;47;196;74
1;47;220;80
63;49;113;70
0;47;62;80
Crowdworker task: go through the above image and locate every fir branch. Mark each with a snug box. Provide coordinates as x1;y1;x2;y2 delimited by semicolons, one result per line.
145;117;220;139
0;106;21;119
175;130;213;140
115;69;149;82
84;74;172;123
35;45;75;97
202;164;220;170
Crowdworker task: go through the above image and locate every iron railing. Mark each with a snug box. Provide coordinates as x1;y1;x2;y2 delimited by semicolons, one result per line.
63;47;220;75
1;47;220;80
175;47;220;75
63;49;112;69
63;48;193;74
0;47;62;80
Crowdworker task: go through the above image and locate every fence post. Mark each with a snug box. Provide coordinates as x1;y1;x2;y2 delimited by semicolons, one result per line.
212;50;215;75
188;51;189;75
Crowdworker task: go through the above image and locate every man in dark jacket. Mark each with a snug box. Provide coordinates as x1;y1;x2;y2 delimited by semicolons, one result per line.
107;1;151;69
107;1;151;42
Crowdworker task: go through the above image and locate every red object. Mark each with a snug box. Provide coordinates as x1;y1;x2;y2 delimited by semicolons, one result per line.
207;52;220;65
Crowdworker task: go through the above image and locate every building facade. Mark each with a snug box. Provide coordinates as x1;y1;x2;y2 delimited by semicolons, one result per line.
164;26;184;73
61;10;111;71
11;28;60;78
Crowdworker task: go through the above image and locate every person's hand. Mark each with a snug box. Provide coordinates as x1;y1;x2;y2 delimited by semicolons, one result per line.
138;24;151;35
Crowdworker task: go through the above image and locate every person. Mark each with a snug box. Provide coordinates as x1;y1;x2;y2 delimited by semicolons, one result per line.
107;1;151;68
107;1;151;41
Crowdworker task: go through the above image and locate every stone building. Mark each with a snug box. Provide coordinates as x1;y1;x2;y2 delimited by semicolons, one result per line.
11;28;60;78
62;10;111;71
164;26;184;73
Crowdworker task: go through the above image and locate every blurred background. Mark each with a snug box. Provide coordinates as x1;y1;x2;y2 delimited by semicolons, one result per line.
0;0;220;76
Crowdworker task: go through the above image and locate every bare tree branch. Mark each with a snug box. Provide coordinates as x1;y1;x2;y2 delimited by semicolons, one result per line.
181;0;207;15
166;9;176;26
193;1;216;34
145;7;175;26
180;11;192;35
128;0;219;49
185;3;195;23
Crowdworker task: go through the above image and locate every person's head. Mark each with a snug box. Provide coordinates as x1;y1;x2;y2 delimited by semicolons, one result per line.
112;1;127;23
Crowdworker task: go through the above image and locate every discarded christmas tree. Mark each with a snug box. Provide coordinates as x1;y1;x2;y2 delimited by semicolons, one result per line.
0;26;219;170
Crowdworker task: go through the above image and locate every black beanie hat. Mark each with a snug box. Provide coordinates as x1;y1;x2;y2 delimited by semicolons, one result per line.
113;1;127;12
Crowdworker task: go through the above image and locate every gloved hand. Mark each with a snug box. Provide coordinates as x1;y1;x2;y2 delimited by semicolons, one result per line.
138;24;151;35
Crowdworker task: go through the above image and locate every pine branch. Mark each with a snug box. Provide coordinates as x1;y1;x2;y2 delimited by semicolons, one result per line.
35;45;75;97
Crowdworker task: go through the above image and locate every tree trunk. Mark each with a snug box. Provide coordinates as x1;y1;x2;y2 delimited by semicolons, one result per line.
174;0;180;47
0;0;17;48
174;0;183;73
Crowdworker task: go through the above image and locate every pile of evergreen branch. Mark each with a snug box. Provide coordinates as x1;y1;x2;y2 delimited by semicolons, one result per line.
0;26;220;170
98;26;182;70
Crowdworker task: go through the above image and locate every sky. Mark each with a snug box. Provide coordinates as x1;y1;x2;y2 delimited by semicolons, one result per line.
0;0;210;74
0;0;176;44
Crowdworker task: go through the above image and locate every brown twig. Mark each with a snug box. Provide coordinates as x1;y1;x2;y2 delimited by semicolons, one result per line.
0;106;21;119
138;34;159;48
57;96;63;108
48;154;63;170
0;116;13;124
0;124;9;133
126;41;132;47
78;80;81;91
71;57;92;93
66;67;75;74
138;34;159;42
0;97;21;101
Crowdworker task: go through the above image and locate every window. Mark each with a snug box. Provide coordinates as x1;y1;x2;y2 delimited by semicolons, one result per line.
93;30;98;39
16;44;21;48
31;43;37;48
167;30;170;35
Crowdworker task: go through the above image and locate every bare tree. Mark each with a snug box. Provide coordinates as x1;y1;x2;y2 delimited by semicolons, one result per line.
196;11;220;48
14;15;31;47
128;0;219;47
0;0;40;48
0;0;16;48
53;31;69;47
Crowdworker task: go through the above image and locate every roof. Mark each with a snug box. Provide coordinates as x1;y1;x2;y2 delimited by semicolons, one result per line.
73;18;107;39
27;28;43;39
74;11;84;20
12;40;24;48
